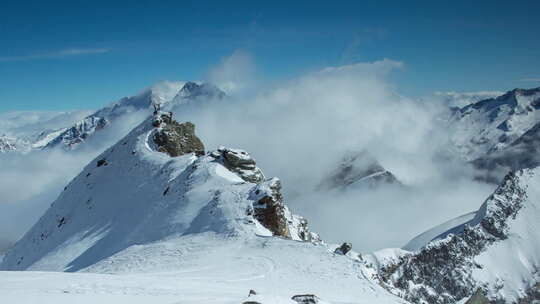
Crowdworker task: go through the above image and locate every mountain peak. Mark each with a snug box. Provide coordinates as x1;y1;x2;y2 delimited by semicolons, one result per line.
174;81;226;101
0;112;316;271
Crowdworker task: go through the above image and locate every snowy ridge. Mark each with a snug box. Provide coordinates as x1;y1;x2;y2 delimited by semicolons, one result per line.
0;112;408;303
0;112;312;272
378;168;540;303
449;87;540;161
43;81;225;150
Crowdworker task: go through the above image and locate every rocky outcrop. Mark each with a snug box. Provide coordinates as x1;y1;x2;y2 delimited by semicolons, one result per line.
210;147;265;183
334;243;352;255
378;170;533;304
319;151;399;191
291;294;320;304
249;178;318;242
250;178;290;237
152;112;205;157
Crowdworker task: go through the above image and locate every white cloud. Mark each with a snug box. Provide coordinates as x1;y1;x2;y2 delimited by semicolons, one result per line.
172;54;495;251
205;50;256;95
0;48;110;62
433;90;504;107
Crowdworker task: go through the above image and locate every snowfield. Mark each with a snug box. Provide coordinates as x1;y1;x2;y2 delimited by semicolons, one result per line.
0;236;405;304
0;112;404;303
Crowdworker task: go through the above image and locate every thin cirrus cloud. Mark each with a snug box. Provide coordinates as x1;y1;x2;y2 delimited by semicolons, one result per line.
518;78;540;82
0;48;110;62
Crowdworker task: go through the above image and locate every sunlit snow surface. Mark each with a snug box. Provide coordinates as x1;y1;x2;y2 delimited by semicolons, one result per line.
0;236;405;304
0;114;405;303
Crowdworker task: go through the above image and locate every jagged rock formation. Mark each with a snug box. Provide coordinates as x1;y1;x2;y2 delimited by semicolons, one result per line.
152;112;205;157
291;294;320;304
249;178;316;241
210;147;265;183
376;169;540;304
334;243;352;255
319;151;399;190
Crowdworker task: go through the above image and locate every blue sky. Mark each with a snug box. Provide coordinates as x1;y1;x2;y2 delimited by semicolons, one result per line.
0;0;539;112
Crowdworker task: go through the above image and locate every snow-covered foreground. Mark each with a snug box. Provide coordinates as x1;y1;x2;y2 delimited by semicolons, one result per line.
0;235;403;304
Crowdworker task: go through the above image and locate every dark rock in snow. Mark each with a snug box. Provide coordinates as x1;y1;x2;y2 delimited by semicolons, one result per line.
152;112;205;157
211;146;265;183
334;242;352;255
251;178;290;238
292;294;320;304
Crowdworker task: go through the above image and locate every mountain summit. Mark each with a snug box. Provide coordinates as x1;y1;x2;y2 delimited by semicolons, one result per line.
0;110;315;272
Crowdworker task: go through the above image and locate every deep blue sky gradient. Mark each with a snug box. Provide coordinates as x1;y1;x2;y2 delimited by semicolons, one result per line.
1;0;539;112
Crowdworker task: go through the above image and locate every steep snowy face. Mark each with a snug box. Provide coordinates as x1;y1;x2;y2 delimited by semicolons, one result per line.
0;112;315;272
377;168;540;304
318;151;399;191
449;87;540;161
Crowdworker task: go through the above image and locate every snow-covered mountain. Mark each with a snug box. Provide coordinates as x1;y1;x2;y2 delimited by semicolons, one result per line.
0;110;93;152
0;134;30;153
0;110;316;271
0;110;409;304
371;168;540;304
318;151;400;191
31;81;225;150
449;87;540;161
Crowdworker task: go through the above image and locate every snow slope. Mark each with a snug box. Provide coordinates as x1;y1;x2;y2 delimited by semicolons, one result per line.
0;111;405;303
0;237;403;304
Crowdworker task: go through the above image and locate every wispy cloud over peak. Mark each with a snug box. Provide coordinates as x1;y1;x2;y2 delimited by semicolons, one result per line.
0;48;110;62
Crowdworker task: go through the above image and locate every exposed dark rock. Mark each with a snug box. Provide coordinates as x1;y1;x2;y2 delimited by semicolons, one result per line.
251;178;290;238
97;159;108;167
248;289;257;297
152;112;205;157
242;302;261;304
291;294;320;304
334;242;352;255
211;146;265;183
